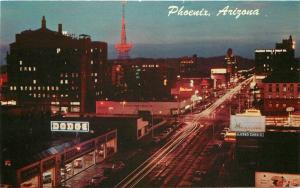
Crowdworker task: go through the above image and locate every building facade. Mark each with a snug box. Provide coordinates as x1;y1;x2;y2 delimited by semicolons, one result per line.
255;36;297;75
2;129;117;188
5;17;108;113
262;73;300;115
179;55;198;78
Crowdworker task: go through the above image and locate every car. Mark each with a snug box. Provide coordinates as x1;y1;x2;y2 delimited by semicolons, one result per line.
194;170;207;177
153;137;161;143
103;161;125;176
89;175;107;186
112;161;125;170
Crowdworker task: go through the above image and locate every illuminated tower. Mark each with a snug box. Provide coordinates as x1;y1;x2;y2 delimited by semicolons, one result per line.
225;48;237;80
115;2;133;60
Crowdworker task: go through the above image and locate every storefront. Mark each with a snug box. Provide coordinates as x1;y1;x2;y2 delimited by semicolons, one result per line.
59;130;117;184
16;129;117;187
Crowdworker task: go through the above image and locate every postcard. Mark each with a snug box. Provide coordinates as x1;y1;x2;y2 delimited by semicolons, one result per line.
0;1;299;188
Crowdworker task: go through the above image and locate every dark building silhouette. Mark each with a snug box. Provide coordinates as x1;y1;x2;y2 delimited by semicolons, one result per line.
255;35;297;74
5;16;108;113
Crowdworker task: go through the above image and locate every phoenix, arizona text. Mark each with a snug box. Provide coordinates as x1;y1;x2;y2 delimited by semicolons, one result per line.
168;5;260;19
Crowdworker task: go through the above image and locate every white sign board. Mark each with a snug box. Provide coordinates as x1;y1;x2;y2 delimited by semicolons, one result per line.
230;115;266;133
255;172;300;187
211;68;227;74
51;121;89;132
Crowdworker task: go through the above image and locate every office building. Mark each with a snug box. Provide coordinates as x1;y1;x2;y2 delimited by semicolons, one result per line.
5;17;108;113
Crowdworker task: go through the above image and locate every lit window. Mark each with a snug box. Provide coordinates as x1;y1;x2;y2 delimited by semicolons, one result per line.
28;67;31;71
24;67;27;71
276;103;279;108
38;94;41;98
29;86;32;91
65;73;68;78
25;86;27;90
19;60;23;65
61;94;64;98
38;86;40;90
10;86;13;90
52;86;55;90
14;86;17;90
20;67;23;71
65;94;68;97
33;93;36;98
57;48;61;54
33;67;36;71
20;86;23;90
91;49;93;53
95;79;98;83
94;73;98;76
91;60;94;65
47;86;50;91
56;86;59;90
33;86;36;90
60;80;63;84
65;80;68;84
33;80;36;84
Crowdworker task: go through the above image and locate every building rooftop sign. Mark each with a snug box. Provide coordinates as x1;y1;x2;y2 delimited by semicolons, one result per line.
50;121;89;132
211;68;227;74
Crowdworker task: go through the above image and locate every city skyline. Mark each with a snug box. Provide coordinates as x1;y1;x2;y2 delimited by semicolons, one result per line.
1;1;300;64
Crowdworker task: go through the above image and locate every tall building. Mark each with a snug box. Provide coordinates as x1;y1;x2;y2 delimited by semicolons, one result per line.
255;35;297;74
109;59;177;101
115;2;133;60
225;48;237;80
179;54;198;78
5;16;108;113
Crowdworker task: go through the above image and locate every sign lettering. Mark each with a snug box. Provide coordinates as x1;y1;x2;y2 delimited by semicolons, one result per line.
50;121;89;132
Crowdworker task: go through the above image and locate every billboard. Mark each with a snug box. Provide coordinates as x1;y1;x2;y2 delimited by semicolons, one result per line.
51;121;89;132
230;115;266;133
255;172;300;187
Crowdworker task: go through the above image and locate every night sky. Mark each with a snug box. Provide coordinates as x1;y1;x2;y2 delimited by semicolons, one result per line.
1;1;299;63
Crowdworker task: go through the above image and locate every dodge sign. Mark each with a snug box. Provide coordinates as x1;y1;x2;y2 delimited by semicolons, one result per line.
51;121;89;132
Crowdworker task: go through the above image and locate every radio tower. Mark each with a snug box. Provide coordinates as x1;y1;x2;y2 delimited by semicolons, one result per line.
115;2;133;60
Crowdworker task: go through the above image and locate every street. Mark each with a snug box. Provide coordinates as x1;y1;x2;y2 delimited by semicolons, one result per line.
115;77;253;188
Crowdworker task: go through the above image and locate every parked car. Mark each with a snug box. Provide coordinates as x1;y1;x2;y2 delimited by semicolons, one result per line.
192;170;207;184
103;161;125;176
89;175;107;186
153;137;161;144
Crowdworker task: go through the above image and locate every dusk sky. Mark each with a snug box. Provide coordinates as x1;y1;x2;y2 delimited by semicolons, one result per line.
1;1;300;63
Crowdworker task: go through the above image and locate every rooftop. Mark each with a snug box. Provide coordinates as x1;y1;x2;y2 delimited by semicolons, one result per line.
262;72;300;83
